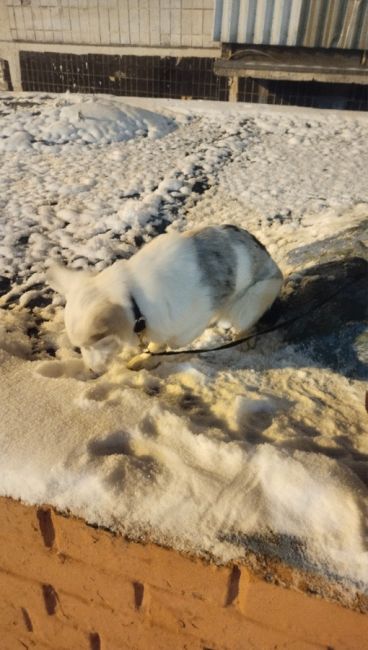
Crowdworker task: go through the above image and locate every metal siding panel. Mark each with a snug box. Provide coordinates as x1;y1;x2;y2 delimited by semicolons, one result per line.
285;0;303;45
362;4;368;49
313;0;330;48
345;0;363;49
330;0;349;48
245;0;257;43
350;0;366;49
336;0;355;48
262;0;275;44
296;0;311;46
237;0;248;43
212;0;366;48
355;3;368;49
348;0;363;49
269;0;283;45
213;0;223;41
229;0;241;43
304;0;319;46
221;0;232;42
279;0;291;45
253;0;267;43
322;1;341;49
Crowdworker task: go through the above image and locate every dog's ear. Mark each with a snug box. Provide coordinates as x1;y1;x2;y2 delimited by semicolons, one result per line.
46;262;91;296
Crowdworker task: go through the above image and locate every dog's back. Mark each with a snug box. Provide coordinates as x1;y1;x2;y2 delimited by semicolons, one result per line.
187;225;282;308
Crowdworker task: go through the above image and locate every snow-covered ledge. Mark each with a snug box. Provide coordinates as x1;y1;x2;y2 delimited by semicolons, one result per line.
1;95;367;629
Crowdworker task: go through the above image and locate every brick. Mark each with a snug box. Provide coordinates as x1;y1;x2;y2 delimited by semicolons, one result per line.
203;8;213;36
181;8;192;35
41;6;52;30
148;584;322;650
170;8;181;34
1;528;233;615
118;0;130;40
0;572;200;650
237;572;368;649
149;31;161;46
54;513;233;606
192;34;204;46
0;501;51;549
181;34;192;48
120;31;131;45
170;33;181;47
8;8;16;28
31;7;45;31
0;625;52;650
1;498;367;650
160;9;170;35
0;573;88;650
86;7;101;44
68;7;80;34
43;29;53;40
13;6;25;30
108;7;120;43
191;9;203;35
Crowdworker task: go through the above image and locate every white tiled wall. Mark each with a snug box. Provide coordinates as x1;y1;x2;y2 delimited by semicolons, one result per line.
4;0;216;48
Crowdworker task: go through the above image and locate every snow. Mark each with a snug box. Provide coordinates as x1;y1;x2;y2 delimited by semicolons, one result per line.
0;96;176;149
0;92;367;594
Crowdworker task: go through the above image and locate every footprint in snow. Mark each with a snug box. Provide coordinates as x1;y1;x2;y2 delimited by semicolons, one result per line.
35;358;92;381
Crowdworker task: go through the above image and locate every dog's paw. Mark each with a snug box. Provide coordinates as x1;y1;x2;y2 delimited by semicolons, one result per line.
146;342;167;354
127;352;161;372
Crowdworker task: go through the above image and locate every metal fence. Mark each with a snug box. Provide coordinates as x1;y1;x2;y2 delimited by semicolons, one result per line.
20;52;228;101
17;50;367;110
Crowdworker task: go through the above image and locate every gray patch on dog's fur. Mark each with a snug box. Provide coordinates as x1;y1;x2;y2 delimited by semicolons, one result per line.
191;227;237;306
223;224;267;252
191;226;282;307
221;225;282;282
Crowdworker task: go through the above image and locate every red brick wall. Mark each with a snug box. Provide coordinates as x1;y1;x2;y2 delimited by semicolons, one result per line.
0;497;367;649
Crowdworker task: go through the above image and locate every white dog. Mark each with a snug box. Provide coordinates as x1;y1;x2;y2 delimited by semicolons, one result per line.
47;225;283;373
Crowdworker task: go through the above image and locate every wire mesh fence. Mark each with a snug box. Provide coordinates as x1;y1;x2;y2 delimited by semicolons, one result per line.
20;52;228;101
17;51;368;111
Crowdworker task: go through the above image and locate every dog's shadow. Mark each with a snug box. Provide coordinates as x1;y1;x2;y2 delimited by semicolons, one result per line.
242;256;367;380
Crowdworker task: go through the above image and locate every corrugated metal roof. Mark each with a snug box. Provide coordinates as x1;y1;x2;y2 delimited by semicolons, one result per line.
213;0;368;50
